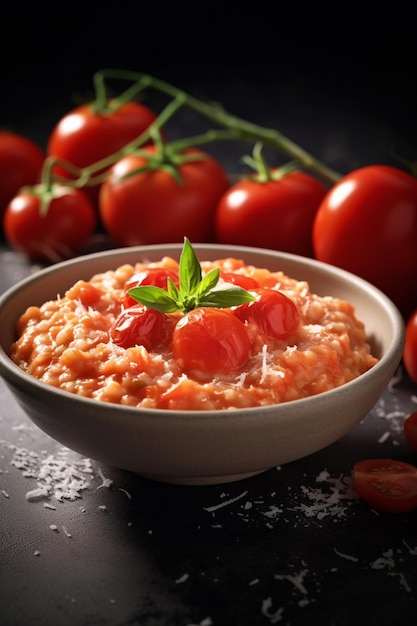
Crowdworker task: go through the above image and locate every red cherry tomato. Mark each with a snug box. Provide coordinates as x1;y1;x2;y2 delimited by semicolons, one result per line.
403;308;417;384
313;165;417;320
110;305;173;351
0;131;44;220
123;268;180;308
220;272;260;290
3;186;96;261
404;412;417;453
215;171;328;257
172;307;250;379
46;100;158;206
99;146;230;246
352;458;417;514
234;288;299;340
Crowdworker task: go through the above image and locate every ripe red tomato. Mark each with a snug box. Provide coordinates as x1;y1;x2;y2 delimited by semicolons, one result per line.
0;131;44;220
234;288;299;340
110;305;173;351
312;165;417;319
46;100;158;206
123;268;180;308
3;186;96;261
404;412;417;453
403;309;417;385
215;171;328;257
99;146;230;246
172;307;250;379
352;458;417;513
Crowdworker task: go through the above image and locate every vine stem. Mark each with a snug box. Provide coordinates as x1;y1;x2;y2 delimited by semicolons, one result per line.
94;69;342;184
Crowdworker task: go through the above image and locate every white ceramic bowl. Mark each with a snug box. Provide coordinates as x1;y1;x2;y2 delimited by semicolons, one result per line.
0;244;405;485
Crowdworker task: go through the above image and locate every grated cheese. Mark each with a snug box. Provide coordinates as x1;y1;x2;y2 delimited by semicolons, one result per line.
9;445;92;503
261;597;284;624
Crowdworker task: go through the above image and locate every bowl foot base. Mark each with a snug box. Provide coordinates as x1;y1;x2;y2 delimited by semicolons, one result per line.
139;468;270;486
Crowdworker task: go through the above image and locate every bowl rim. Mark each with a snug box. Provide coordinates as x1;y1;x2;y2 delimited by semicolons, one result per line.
0;243;406;418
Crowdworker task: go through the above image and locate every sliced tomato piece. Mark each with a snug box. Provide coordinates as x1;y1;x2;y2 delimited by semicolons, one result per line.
352;458;417;514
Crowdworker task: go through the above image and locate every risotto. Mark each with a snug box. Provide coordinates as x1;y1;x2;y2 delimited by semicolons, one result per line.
10;255;378;411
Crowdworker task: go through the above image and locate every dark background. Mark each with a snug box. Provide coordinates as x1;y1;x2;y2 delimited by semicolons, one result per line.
2;8;416;176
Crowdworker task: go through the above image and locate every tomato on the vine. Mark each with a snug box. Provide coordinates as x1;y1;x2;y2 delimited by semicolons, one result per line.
403;308;417;385
312;165;417;319
3;185;96;261
46;100;158;206
172;307;250;379
0;131;44;221
404;412;417;453
215;171;328;257
352;458;417;513
234;288;299;340
99;146;230;246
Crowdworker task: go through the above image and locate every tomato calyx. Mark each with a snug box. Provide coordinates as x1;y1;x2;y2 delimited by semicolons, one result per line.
242;142;301;183
128;238;255;313
19;180;88;218
113;140;211;186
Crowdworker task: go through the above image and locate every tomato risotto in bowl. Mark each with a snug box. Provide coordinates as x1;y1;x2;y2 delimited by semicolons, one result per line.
0;243;405;484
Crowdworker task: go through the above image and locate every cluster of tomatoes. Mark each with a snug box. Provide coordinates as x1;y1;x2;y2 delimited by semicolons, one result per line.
109;266;299;379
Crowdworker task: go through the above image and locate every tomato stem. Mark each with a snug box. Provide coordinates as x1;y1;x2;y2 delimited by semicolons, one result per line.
129;72;342;184
92;69;153;114
91;69;342;184
51;69;343;192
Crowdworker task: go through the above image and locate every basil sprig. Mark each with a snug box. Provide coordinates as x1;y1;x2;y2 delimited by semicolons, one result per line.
127;238;255;313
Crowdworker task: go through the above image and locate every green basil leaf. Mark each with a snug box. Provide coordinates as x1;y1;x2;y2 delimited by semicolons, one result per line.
127;286;179;313
179;237;202;293
199;285;255;308
125;239;255;314
196;268;220;297
167;277;180;300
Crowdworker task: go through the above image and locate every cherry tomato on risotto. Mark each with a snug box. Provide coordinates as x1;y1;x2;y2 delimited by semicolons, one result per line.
215;170;327;257
3;185;96;261
220;272;260;290
234;289;299;340
110;305;175;351
123;268;180;308
403;308;417;385
0;131;44;220
172;308;250;379
352;458;417;513
313;165;417;319
99;146;230;246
